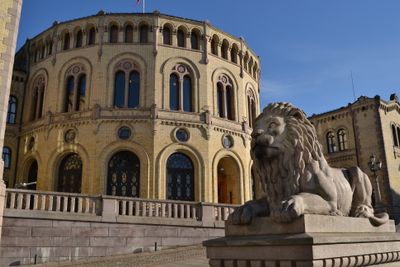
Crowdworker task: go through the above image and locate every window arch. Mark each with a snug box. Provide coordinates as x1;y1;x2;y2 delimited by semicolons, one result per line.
107;151;140;197
177;28;185;48
57;153;82;193
139;23;149;43
75;29;83;48
337;129;348;151
109;24;119;43
125;24;133;43
113;59;141;108
2;147;11;169
221;39;229;60
190;29;200;50
63;32;70;50
166;153;194;201
30;75;46;121
392;124;399;147
63;64;87;112
162;26;171;45
216;74;235;120
169;64;193;112
88;27;96;45
326;131;336;153
7;95;17;124
231;44;239;64
211;35;219;55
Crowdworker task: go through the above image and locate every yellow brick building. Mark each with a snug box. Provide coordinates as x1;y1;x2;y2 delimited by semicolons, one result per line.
3;11;260;204
309;94;400;222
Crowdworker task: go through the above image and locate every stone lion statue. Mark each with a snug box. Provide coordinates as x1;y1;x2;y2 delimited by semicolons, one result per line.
229;102;389;226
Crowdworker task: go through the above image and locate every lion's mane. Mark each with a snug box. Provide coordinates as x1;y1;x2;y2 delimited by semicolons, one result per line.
252;102;325;206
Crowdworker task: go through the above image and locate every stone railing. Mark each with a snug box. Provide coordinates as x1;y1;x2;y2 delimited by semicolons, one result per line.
4;189;238;227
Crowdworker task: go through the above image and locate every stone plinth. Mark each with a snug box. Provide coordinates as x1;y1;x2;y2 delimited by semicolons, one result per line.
203;215;400;267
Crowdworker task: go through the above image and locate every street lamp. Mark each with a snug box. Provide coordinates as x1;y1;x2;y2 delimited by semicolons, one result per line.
368;154;382;207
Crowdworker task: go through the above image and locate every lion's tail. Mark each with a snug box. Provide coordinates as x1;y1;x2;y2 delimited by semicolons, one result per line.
368;212;389;226
355;204;389;226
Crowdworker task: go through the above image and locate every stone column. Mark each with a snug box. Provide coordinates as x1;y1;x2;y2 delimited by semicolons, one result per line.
0;0;23;239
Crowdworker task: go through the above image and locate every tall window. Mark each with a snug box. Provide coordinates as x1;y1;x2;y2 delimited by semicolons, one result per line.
27;160;38;190
169;64;193;112
113;60;141;108
109;24;119;43
2;147;11;169
58;153;82;193
139;24;149;43
107;151;140;197
7;95;17;124
88;27;96;45
337;129;348;151
177;28;185;48
392;124;399;147
125;25;133;43
75;30;83;48
190;30;199;50
63;32;70;50
231;44;238;64
243;52;249;71
247;94;256;128
167;153;194;201
63;64;87;112
326;131;336;153
31;75;46;121
221;40;229;60
47;40;53;55
163;26;171;45
211;35;218;55
216;74;235;121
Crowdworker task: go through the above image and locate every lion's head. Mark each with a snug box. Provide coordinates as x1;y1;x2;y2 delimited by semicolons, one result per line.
251;102;325;205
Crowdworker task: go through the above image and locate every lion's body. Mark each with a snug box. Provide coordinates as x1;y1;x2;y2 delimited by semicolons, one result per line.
229;102;389;226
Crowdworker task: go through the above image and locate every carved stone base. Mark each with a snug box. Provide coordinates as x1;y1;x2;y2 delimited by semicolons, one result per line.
203;215;400;267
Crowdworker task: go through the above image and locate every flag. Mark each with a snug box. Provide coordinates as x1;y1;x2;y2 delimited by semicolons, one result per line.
136;0;141;4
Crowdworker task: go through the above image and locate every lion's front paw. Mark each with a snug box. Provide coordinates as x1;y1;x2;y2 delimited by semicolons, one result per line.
227;204;254;225
272;196;305;223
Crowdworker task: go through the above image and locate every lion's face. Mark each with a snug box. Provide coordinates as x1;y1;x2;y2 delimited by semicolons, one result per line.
251;114;287;160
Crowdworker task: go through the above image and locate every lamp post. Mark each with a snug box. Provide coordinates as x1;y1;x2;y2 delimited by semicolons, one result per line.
368;154;382;207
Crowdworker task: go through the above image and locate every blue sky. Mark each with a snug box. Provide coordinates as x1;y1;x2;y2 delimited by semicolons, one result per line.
16;0;400;115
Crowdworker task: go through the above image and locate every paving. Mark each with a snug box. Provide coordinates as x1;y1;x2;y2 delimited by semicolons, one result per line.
27;245;209;267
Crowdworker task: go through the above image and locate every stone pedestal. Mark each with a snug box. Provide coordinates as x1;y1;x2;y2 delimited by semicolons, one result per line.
203;215;400;267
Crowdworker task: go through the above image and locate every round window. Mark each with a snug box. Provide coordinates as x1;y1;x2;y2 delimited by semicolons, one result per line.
222;135;234;149
176;128;189;142
27;137;35;151
64;129;76;144
118;127;132;140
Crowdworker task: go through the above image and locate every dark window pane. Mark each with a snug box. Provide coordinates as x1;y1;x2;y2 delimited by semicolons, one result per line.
27;161;38;190
170;74;179;110
58;153;82;193
128;71;140;108
64;76;74;112
183;75;192;112
2;147;10;169
191;32;199;50
166;153;194;201
226;86;233;120
63;33;70;50
38;89;44;118
75;30;83;48
110;25;118;43
163;27;171;45
114;71;125;107
31;88;38;120
139;24;149;43
7;96;17;124
177;29;185;47
76;74;86;111
88;27;96;45
125;25;133;43
392;125;398;146
217;83;224;118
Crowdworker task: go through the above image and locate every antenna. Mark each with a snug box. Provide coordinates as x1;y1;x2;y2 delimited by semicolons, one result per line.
350;71;356;101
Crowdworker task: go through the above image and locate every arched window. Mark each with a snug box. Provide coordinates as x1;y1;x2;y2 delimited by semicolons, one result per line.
58;153;82;193
125;25;133;43
392;125;399;147
247;94;256;128
243;52;249;72
31;75;46;121
253;63;258;80
221;40;229;60
113;60;141;108
114;71;125;107
139;24;149;43
88;27;96;45
177;28;185;47
231;44;238;64
27;160;38;190
169;64;193;112
2;147;11;169
109;24;119;43
63;64;87;112
7;95;17;124
107;151;140;197
166;153;194;201
216;75;235;121
40;45;45;59
248;57;254;76
326;131;336;153
63;32;70;50
76;74;86;111
190;30;199;50
337;129;348;151
169;74;179;111
211;35;219;55
75;30;83;48
47;40;53;55
128;71;140;108
396;127;400;148
163;26;172;45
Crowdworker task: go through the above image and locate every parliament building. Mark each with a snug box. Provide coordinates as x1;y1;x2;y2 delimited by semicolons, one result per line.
4;11;260;204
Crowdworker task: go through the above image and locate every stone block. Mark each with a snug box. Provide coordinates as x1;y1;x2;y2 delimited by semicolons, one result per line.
109;226;146;237
2;226;30;236
4;218;52;227
90;237;126;247
30;247;71;258
1;247;30;258
1;236;51;246
51;237;90;246
126;237;161;247
161;237;205;247
31;227;71;237
71;227;108;237
88;247;107;257
52;221;91;227
144;226;178;237
179;227;209;237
